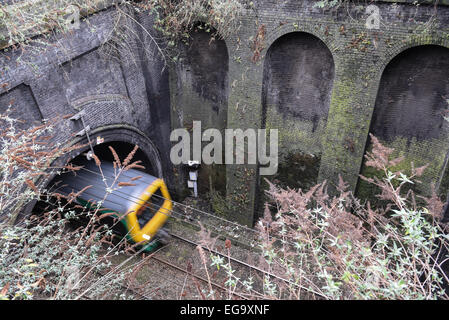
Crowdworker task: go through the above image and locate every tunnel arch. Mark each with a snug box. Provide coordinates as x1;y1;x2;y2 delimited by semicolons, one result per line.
22;125;164;219
64;125;164;178
256;31;335;220
357;45;449;201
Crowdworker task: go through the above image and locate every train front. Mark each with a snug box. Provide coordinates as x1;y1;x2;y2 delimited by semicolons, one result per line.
55;160;173;252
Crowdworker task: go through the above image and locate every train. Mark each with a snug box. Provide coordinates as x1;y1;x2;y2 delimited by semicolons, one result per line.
54;160;173;252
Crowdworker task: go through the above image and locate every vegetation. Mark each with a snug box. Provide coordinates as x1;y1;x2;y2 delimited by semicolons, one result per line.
0;0;110;49
314;0;341;9
0;0;245;69
1;0;449;301
198;134;449;299
2;109;448;300
138;0;244;41
0;111;153;300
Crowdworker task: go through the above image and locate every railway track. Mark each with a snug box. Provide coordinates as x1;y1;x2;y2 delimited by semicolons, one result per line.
106;230;260;300
98;220;325;300
148;251;249;300
39;168;320;299
94;235;247;300
144;231;321;300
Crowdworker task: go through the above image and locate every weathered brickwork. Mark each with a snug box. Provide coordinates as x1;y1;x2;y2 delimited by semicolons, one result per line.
221;0;449;224
263;32;335;187
0;84;42;129
0;7;172;192
358;45;449;202
2;1;449;225
170;27;229;198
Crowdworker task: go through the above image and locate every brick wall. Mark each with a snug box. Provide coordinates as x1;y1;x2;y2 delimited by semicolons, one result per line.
2;1;449;224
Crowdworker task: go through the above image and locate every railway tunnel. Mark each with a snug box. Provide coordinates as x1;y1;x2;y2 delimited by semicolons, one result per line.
2;0;449;229
0;5;175;223
33;128;164;198
30;126;173;250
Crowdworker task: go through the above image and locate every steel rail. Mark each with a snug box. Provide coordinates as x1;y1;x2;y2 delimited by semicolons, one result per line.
148;254;248;300
168;232;327;299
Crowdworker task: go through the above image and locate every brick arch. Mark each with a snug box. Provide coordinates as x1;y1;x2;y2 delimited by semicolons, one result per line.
190;19;232;56
372;45;449;142
63;125;164;179
357;43;449;201
180;24;229;114
262;31;335;125
256;30;336;220
262;22;340;68
20;124;165;219
173;22;229;195
374;34;449;86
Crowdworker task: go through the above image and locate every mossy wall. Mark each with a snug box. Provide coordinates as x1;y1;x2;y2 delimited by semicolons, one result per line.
4;1;449;226
357;45;449;201
169;27;229;198
221;0;449;225
256;31;334;213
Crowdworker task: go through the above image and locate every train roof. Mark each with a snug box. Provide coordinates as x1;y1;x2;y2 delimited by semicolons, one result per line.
54;160;160;213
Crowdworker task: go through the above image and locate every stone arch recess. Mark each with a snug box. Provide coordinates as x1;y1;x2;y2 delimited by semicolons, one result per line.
256;30;335;219
357;43;449;201
262;23;340;70
172;23;230;196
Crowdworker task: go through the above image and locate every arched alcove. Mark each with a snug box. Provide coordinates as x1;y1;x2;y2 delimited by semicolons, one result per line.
174;24;229;195
357;45;449;202
257;31;335;216
263;32;335;129
182;26;229;119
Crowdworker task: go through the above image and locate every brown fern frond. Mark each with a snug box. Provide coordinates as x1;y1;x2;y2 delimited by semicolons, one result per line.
25;179;38;193
92;153;101;168
124;161;145;171
118;182;137;187
123;145;139;167
109;146;121;167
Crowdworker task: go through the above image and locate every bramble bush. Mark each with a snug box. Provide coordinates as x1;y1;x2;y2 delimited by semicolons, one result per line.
0;110;151;300
200;134;449;300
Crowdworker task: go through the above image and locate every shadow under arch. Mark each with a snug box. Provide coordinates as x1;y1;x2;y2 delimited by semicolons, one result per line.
356;44;449;204
255;31;335;223
64;125;164;178
173;22;229;196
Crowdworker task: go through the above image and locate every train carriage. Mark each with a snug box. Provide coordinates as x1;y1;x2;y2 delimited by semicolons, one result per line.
55;160;173;252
